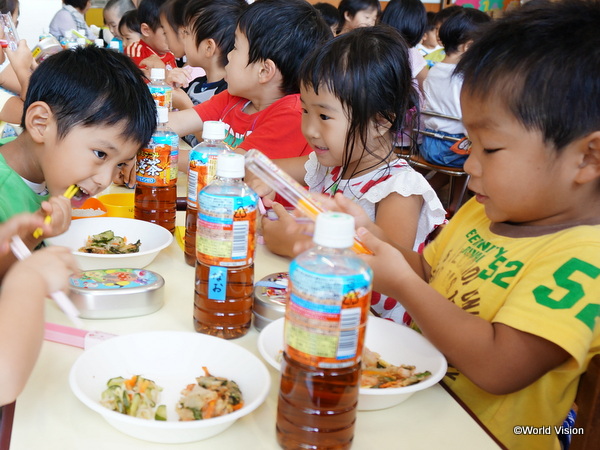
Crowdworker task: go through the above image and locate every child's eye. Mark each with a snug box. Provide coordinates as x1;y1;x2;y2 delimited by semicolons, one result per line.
94;150;107;160
301;108;308;114
483;148;501;154
319;114;331;120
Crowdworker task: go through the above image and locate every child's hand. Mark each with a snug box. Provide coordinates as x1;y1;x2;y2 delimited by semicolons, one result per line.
113;160;136;188
9;246;78;294
38;196;72;238
262;203;313;257
245;172;276;205
5;39;37;73
140;55;165;71
0;214;48;254
355;227;414;295
166;67;191;89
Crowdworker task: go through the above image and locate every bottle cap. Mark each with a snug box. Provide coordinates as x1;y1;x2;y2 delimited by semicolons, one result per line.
313;212;355;248
156;106;169;124
151;68;165;80
109;41;120;50
202;121;226;140
216;153;245;178
77;37;86;46
94;39;104;47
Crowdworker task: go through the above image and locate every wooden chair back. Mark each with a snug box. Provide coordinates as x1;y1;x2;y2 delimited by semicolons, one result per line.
570;354;600;450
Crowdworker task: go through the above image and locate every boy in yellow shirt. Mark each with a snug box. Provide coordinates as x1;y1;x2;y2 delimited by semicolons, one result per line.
328;1;600;448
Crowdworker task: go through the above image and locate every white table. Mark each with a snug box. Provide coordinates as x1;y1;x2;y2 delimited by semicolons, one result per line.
7;180;502;450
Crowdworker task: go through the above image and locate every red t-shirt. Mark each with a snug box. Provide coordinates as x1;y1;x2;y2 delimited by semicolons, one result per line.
193;90;311;159
124;40;177;71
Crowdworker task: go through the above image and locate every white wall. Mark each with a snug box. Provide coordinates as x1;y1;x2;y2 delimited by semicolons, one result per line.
18;0;63;45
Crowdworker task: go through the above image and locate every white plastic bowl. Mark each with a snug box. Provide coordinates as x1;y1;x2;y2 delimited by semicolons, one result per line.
69;331;271;444
46;217;173;270
258;316;447;411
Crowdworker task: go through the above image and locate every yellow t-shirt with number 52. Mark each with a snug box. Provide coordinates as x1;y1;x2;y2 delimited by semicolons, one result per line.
423;198;600;450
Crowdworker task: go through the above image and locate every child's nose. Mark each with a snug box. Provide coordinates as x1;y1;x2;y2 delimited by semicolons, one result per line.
93;166;118;191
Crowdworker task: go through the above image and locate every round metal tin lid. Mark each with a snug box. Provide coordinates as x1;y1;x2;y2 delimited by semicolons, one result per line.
69;268;164;294
253;272;288;320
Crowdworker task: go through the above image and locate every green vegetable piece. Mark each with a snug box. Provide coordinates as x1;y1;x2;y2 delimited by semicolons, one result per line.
107;376;125;387
129;393;141;416
155;405;167;421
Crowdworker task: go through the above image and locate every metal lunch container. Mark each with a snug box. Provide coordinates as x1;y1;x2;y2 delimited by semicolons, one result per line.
69;268;165;319
253;272;288;331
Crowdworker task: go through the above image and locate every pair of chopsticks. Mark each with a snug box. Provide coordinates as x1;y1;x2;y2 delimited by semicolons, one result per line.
33;185;79;239
9;235;83;327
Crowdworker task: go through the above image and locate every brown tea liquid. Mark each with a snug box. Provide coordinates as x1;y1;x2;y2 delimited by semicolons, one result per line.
277;352;359;450
134;185;177;234
193;261;254;339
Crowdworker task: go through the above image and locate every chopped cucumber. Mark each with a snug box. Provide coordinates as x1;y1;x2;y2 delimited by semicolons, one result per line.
155;405;167;421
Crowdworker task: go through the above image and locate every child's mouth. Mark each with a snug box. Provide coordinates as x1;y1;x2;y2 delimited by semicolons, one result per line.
70;186;91;207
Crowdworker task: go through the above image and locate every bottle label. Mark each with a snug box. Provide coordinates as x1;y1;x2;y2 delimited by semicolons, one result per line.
136;136;175;187
196;192;257;266
167;134;179;183
284;261;371;369
187;151;219;208
149;85;172;109
207;266;227;300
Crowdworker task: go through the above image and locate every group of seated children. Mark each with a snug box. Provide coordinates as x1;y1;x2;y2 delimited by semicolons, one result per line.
0;3;598;450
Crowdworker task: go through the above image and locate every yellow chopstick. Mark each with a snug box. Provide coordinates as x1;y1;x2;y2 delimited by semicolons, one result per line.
33;185;79;239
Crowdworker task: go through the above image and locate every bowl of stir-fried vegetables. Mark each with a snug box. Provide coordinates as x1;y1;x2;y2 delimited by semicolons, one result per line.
258;316;447;411
69;331;271;443
46;217;173;270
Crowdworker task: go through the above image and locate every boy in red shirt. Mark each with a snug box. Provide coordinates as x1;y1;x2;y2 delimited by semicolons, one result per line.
125;0;176;73
169;0;331;163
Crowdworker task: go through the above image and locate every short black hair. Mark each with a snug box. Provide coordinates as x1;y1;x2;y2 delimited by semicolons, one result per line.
104;0;135;17
64;0;89;9
25;46;156;147
433;5;462;27
313;2;341;30
425;11;436;32
119;9;141;34
337;0;380;33
160;0;186;31
183;0;247;68
438;7;490;55
237;0;331;96
300;25;417;179
380;0;426;48
137;0;167;31
0;0;18;15
456;0;600;151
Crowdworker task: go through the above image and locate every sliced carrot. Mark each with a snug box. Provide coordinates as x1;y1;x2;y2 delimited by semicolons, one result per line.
203;399;216;419
232;402;244;411
124;375;138;390
202;366;211;377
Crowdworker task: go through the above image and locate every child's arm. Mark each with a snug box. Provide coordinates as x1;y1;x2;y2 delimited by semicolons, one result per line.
4;40;36;100
0;94;23;124
0;245;78;406
261;202;313;257
356;228;570;395
168;108;204;138
373;192;424;250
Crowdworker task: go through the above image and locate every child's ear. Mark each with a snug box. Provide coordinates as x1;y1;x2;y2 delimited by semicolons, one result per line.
575;131;600;184
203;38;217;57
372;114;393;137
140;23;152;38
258;58;279;84
25;101;53;144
